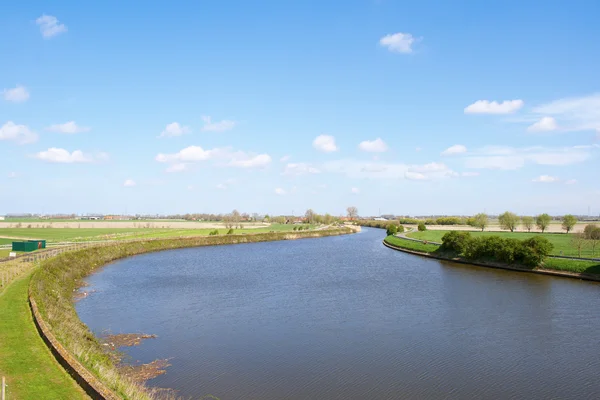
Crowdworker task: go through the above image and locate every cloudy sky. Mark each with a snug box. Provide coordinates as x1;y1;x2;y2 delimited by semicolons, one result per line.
1;1;599;216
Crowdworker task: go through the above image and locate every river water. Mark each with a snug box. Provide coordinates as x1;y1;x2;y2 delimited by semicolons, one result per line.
76;228;600;399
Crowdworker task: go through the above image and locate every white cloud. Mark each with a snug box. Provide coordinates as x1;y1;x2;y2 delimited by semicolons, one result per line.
531;93;600;132
359;138;388;152
379;32;417;54
274;188;286;195
165;163;187;173
527;117;558;132
461;171;480;177
0;121;38;144
532;175;559;183
201;116;236;132
228;153;272;168
280;155;291;162
34;148;96;163
441;144;467;155
351;187;360;194
464;99;524;114
405;171;427;180
464;145;595;170
313;135;338;152
3;85;29;103
36;15;67;38
159;122;190;138
46;121;90;134
283;163;321;176
156;146;271;170
123;179;136;187
565;179;577;185
324;160;456;181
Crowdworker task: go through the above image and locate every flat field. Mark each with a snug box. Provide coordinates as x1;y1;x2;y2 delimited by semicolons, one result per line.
407;230;599;258
0;223;307;243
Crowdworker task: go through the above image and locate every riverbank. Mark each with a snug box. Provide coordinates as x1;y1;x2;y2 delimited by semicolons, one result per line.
28;227;357;400
384;235;600;283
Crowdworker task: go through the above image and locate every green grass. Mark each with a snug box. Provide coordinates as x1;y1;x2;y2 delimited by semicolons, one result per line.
0;224;303;243
407;230;599;258
384;235;441;253
543;258;600;275
0;274;87;399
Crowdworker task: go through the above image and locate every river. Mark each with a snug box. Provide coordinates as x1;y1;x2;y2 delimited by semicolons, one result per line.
76;228;600;399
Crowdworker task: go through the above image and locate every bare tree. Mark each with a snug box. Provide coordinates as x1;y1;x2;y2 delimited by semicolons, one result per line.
305;209;316;224
232;209;241;228
346;206;358;220
521;216;534;232
584;224;600;256
571;233;588;258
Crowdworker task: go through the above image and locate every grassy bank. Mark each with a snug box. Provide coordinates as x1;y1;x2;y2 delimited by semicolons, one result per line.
408;230;598;258
384;235;600;277
29;228;353;400
0;274;87;399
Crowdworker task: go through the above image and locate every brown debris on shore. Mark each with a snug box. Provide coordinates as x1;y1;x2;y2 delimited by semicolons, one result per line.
102;333;157;350
121;358;171;382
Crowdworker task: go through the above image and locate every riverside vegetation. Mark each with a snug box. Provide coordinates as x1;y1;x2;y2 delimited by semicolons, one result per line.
384;231;600;276
28;228;354;400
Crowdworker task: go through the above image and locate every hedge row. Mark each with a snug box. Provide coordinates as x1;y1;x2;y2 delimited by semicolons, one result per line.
440;231;554;267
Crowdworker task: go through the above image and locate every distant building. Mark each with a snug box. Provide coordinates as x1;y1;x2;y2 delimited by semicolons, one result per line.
373;217;388;221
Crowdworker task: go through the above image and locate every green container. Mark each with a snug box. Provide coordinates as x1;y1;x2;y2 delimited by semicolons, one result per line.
27;239;46;249
12;241;38;252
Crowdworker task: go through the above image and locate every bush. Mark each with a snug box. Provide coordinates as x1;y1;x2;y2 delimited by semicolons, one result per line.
439;232;553;267
440;231;471;254
397;225;405;233
209;229;219;236
418;223;427;231
386;224;398;236
293;226;298;231
226;228;234;235
520;236;554;267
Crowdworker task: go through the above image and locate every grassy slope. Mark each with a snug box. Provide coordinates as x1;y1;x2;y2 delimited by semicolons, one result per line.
384;235;600;276
0;274;87;399
408;230;599;258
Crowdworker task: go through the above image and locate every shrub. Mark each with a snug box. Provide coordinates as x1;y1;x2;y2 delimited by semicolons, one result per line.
397;225;405;233
418;222;427;231
520;236;553;267
227;228;234;235
386;224;398;236
440;231;472;254
209;229;219;236
293;226;298;231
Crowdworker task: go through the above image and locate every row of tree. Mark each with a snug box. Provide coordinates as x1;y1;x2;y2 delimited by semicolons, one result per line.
468;212;579;233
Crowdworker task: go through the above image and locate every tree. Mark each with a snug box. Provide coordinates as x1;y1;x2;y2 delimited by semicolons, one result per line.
571;233;588;258
417;222;427;231
386;224;398;236
561;214;577;234
472;213;488;232
346;206;358;220
521;216;534;232
535;213;551;233
305;209;316;224
498;211;519;232
231;209;241;228
323;213;333;225
584;224;600;256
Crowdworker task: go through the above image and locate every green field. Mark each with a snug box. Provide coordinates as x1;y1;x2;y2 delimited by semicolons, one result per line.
0;274;87;399
0;224;303;243
407;230;599;258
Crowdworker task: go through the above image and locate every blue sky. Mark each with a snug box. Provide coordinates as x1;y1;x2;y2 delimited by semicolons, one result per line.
1;0;599;216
